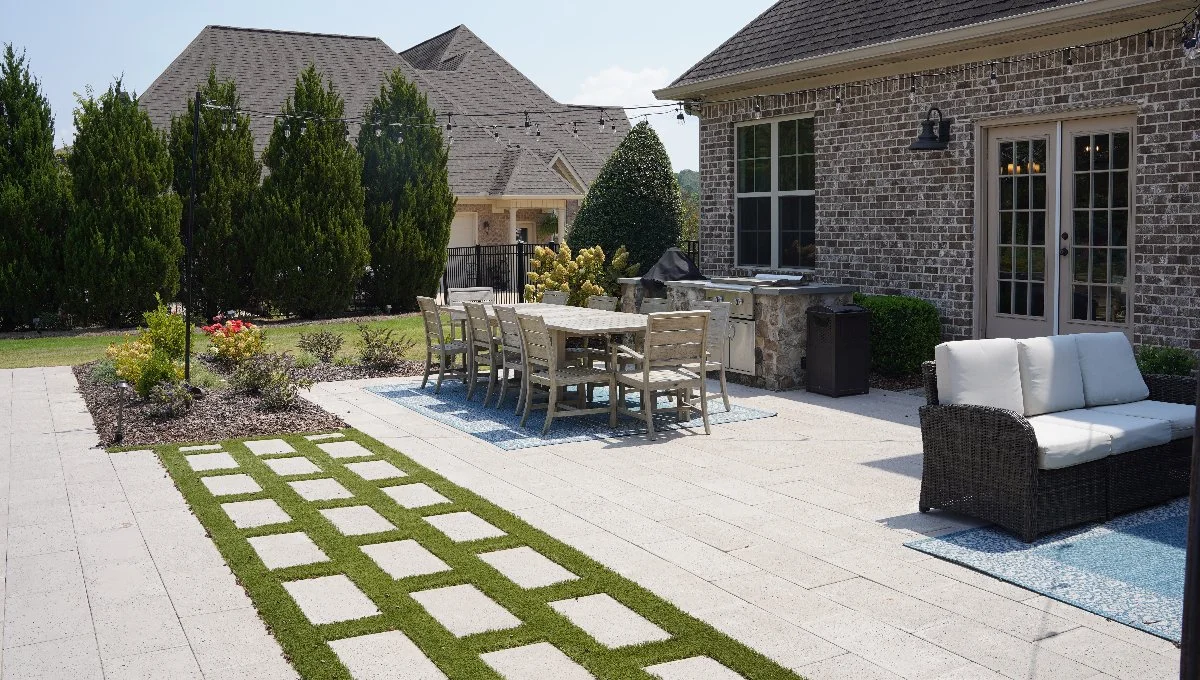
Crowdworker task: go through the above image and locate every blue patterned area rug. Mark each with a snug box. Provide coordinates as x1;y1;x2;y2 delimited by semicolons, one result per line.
367;380;776;451
907;498;1188;642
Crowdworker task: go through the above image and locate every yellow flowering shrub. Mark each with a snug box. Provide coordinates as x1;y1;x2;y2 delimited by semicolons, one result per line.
524;244;606;306
106;338;184;398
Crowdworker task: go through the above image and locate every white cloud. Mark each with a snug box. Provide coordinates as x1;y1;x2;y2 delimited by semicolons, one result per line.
569;66;698;172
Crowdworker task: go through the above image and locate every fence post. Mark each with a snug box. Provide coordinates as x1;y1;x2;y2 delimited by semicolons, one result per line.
474;244;482;288
516;245;527;303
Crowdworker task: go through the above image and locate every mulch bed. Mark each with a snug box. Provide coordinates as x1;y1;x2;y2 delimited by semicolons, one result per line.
869;372;925;393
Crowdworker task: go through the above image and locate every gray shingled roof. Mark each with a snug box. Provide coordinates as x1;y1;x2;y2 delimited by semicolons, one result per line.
138;25;627;198
669;0;1083;89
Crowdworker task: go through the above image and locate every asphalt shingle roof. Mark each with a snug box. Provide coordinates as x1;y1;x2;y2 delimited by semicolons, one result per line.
669;0;1084;89
138;24;625;198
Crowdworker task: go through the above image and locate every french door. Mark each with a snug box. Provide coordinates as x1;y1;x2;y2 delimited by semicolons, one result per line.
984;115;1134;338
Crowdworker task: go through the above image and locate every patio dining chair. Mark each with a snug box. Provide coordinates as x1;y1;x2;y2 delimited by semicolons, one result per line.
517;313;617;435
447;287;495;303
639;297;672;313
541;290;569;305
463;301;500;403
613;310;711;439
586;295;619;311
493;305;527;413
416;296;469;393
691;300;733;411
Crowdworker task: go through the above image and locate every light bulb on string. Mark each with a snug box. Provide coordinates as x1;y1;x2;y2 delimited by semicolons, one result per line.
752;97;762;120
909;77;918;104
1184;21;1199;60
534;122;541;140
374;127;382;138
1146;29;1154;50
598;111;606;132
572;121;579;135
1064;48;1074;72
611;119;617;135
676;105;686;125
989;63;998;86
834;88;843;114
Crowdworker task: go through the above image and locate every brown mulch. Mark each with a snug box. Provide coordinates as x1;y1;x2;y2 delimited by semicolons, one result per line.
869;372;925;393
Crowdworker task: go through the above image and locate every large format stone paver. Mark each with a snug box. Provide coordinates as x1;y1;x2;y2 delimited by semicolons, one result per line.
248;532;330;570
288;478;354;501
263;456;322;476
317;440;375;459
481;642;595;679
424;511;507;542
201;473;262;497
550;594;671;648
478;546;578;589
329;630;447;680
645;656;745;679
382;482;451;508
361;539;451;579
283;575;380;625
180;444;222;452
221;499;292;528
306;432;345;441
320;505;397;536
244;438;296;456
411;584;522;637
346;459;407;480
185;451;239;472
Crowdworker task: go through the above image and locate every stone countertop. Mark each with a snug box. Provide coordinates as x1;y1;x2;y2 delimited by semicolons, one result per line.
658;280;857;297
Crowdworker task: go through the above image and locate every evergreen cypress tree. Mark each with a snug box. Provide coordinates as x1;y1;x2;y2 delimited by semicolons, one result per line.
66;79;182;326
567;121;682;273
357;68;455;311
0;45;71;329
168;71;261;319
254;65;368;317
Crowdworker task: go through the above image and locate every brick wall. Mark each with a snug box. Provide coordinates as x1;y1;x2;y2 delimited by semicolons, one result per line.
697;31;1199;347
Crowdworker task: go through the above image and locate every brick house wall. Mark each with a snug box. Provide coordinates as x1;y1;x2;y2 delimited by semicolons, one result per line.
697;30;1199;347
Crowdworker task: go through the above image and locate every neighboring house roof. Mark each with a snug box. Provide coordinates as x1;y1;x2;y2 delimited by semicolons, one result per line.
659;0;1189;98
138;24;628;199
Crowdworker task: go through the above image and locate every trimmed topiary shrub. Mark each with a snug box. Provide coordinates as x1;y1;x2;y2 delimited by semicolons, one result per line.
1136;345;1197;377
853;293;942;377
567;121;681;274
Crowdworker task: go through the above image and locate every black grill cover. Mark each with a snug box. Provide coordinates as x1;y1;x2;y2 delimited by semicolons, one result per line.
640;248;706;287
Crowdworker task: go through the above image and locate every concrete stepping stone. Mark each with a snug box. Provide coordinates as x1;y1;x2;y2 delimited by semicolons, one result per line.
549;594;670;648
329;630;447;680
320;506;396;536
644;657;745;679
478;546;578;589
345;460;407;481
317;441;375;459
201;474;261;497
263;456;321;476
283;575;379;625
180;444;222;452
381;483;450;509
248;532;329;570
361;540;451;580
305;433;345;441
186;452;238;472
288;478;354;501
424;512;506;543
411;584;521;637
481;642;595;679
244;439;296;456
221;499;291;529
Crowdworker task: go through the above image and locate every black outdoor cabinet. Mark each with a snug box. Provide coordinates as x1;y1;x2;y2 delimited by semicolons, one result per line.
806;305;871;397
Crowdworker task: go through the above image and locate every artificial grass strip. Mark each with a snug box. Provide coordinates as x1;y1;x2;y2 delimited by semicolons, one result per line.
154;430;805;680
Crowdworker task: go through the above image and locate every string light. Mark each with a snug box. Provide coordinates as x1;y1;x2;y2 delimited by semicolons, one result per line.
1064;48;1074;72
909;76;918;104
1146;29;1155;50
834;88;843;114
752;96;763;120
989;62;998;86
598;111;605;132
676;105;685;125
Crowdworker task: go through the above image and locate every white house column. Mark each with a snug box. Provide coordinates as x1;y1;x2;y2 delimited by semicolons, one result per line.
557;204;566;243
509;206;518;243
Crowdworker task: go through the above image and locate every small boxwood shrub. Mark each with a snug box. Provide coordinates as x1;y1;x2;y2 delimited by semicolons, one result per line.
853;293;942;377
147;381;194;418
357;326;413;368
1136;345;1197;377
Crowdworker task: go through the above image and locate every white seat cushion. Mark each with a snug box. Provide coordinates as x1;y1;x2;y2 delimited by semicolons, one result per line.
1073;332;1149;406
935;338;1024;414
1033;409;1172;454
1092;400;1196;440
1026;416;1112;470
1016;335;1086;416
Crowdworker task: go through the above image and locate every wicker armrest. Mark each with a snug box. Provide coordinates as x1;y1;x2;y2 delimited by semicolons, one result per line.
1143;373;1197;405
918;403;1040;475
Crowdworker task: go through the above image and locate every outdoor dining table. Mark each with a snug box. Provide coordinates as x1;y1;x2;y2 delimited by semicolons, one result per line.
441;302;649;365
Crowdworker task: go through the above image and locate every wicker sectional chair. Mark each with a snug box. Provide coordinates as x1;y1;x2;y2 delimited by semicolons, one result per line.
918;332;1195;542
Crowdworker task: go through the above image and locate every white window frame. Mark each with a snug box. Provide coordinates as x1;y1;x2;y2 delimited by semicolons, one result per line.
734;114;816;270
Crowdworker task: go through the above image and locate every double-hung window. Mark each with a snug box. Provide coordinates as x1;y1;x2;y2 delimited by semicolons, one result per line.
735;117;816;268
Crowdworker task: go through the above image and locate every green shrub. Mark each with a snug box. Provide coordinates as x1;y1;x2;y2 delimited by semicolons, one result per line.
1136;345;1196;376
852;293;942;377
89;359;118;385
135;350;183;399
231;352;312;410
141;294;186;361
147;380;193;418
294;352;318;369
297;330;344;363
357;326;413;368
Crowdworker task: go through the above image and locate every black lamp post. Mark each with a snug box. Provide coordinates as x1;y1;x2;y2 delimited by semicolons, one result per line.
1181;380;1200;679
184;90;200;384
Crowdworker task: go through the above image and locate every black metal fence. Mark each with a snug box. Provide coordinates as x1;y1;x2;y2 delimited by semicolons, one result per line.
442;243;556;305
684;239;700;265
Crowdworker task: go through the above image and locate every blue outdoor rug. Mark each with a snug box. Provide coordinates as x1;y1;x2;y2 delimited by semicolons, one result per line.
367;379;776;450
907;498;1188;641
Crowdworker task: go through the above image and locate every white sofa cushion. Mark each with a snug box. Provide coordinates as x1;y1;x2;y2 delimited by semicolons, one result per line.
935;339;1024;414
1016;335;1086;416
1092;401;1195;440
1074;332;1149;406
1033;409;1172;454
1026;417;1112;470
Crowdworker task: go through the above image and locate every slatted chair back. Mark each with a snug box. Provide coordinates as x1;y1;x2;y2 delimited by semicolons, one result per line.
447;287;495;303
463;301;495;352
416;296;448;346
639;297;672;313
642;311;709;370
692;300;732;360
493;306;524;357
516;313;556;372
541;290;569;305
586;295;620;311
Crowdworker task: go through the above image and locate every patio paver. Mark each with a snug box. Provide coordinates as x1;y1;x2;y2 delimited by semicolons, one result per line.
549;594;671;648
221;499;292;529
179;444;222;452
282;575;380;625
411;584;522;637
262;456;322;476
288;477;354;501
244;438;296;455
424;511;506;542
201;473;263;497
317;440;375;459
645;656;745;679
361;539;451;579
480;642;594;679
328;630;447;680
248;532;330;570
478;546;578;589
320;505;396;536
185;452;238;471
381;482;451;508
345;459;407;480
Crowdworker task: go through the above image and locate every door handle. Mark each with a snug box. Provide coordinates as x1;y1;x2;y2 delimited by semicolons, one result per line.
1060;247;1069;257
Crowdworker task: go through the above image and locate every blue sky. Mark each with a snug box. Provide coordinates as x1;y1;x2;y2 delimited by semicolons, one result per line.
2;0;774;171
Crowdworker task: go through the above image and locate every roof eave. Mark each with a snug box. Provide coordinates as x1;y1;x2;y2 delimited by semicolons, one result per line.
654;0;1180;100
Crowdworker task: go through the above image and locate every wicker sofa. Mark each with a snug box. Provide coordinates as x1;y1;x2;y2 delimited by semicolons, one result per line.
918;332;1195;542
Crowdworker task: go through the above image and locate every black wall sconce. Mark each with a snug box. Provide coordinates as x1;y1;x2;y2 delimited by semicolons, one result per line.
909;106;954;151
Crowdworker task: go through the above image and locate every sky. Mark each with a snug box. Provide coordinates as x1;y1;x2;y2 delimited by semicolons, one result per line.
1;0;775;172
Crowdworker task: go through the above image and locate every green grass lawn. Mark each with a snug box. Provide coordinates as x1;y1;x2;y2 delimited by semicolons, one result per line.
155;430;801;679
0;315;427;369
